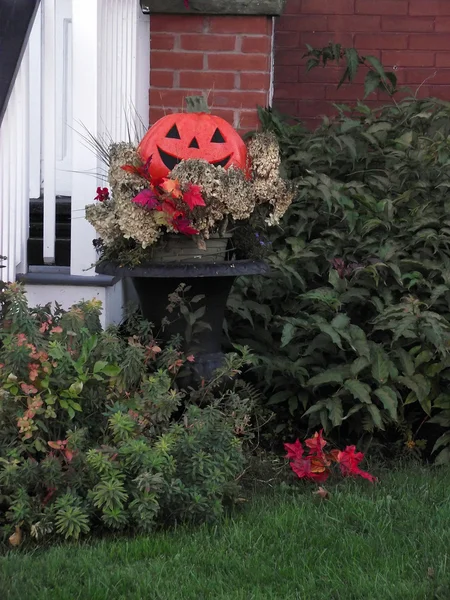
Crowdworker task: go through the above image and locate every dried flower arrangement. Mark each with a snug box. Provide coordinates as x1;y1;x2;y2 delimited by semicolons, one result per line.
85;100;293;266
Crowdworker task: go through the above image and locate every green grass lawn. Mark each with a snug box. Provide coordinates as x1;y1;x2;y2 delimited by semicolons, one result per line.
1;467;450;600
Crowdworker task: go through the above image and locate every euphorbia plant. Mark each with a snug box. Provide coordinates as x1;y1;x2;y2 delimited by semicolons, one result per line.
285;430;376;484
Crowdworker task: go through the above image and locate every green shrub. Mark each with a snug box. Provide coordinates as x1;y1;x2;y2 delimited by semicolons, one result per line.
228;96;450;462
0;284;255;544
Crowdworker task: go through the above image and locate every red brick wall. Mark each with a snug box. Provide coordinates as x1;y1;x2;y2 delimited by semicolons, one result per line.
274;0;450;128
149;15;272;132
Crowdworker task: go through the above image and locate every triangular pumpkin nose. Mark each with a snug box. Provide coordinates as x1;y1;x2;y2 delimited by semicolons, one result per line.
188;137;200;149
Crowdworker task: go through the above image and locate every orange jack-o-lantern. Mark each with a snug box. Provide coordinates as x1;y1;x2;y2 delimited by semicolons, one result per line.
138;112;248;180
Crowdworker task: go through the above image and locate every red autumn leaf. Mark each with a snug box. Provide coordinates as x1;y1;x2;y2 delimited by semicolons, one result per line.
168;359;184;372
183;184;206;210
305;429;328;459
48;439;67;450
21;383;38;395
310;456;329;473
64;448;74;463
157;198;180;216
39;320;51;333
328;449;341;462
284;439;304;460
290;456;329;482
314;486;330;500
337;445;376;483
132;188;159;210
172;216;199;236
17;333;28;346
152;176;168;189
28;363;40;382
121;157;152;181
161;178;183;199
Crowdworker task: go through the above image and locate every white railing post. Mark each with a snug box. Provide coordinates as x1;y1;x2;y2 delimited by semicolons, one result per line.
29;4;42;200
15;49;30;276
42;0;57;264
70;0;101;276
0;47;31;281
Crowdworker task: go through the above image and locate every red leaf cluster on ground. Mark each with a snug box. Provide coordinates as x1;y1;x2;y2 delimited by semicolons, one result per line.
284;430;376;484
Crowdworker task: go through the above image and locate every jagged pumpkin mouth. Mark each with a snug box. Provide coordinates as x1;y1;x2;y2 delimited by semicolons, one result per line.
157;147;232;171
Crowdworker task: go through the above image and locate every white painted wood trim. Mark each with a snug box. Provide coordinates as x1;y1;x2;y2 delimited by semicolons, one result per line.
42;0;57;263
16;49;30;275
70;0;100;276
29;4;42;199
0;48;30;281
98;0;150;145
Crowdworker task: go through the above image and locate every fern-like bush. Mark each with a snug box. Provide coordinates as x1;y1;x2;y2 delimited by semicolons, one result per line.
227;95;450;463
0;284;255;544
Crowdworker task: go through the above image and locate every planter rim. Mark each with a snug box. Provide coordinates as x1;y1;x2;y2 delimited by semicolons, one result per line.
140;0;286;16
95;259;269;278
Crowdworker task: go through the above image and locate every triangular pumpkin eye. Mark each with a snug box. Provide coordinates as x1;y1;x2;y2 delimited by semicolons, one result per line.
166;124;181;139
211;128;225;143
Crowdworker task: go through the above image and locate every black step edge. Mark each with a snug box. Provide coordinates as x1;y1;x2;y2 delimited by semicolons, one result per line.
17;272;120;287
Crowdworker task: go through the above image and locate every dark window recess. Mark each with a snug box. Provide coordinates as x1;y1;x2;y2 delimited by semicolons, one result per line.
28;197;72;267
0;0;40;126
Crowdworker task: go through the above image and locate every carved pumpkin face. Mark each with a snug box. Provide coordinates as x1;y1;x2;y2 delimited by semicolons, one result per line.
138;112;247;180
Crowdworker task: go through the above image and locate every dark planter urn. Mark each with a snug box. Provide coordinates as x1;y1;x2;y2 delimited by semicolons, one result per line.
96;259;269;381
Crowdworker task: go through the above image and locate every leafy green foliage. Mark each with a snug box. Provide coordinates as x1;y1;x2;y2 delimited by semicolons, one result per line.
0;285;257;543
228;95;450;461
304;43;397;98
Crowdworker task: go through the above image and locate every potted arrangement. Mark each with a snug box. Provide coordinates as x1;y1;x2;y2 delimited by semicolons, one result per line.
85;96;293;377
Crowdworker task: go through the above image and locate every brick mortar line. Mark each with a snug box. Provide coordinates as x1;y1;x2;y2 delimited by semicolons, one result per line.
151;33;270;37
151;50;270;55
151;69;271;74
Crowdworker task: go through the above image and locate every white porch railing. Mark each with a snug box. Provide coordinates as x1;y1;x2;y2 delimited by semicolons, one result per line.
0;46;30;282
0;0;150;281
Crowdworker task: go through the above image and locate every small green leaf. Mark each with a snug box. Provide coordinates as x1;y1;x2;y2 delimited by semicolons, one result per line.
396;131;413;147
288;396;298;416
308;368;346;387
102;365;121;377
344;379;372;404
331;313;351;330
374;387;398;420
281;323;296;348
371;346;391;384
396;348;415;377
367;404;384;430
345;48;359;81
93;361;108;374
350;357;370;377
415;350;433;368
432;431;450;455
325;397;343;427
364;71;381;97
365;55;386;79
266;390;293;406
